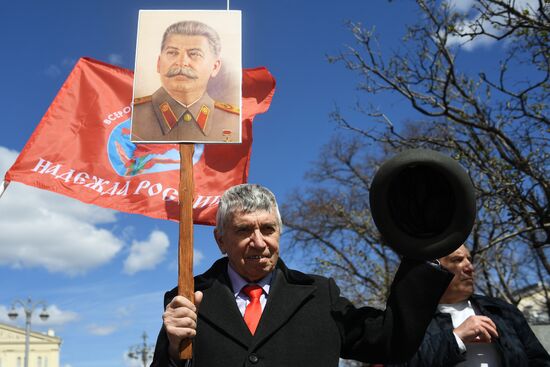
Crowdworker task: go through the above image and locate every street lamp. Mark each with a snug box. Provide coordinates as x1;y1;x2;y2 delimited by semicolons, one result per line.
8;297;49;367
128;331;154;367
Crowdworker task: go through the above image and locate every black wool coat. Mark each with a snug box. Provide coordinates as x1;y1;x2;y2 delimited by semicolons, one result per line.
388;294;550;367
150;257;453;367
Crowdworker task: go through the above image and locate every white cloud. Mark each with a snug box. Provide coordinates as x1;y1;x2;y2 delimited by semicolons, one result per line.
445;17;499;51
44;64;62;78
116;304;135;318
61;58;77;68
194;249;205;266
41;304;79;325
121;226;136;241
0;146;124;275
447;0;476;13
0;304;78;327
87;323;117;336
123;230;170;274
44;58;77;78
445;0;539;51
107;53;124;65
446;31;497;51
167;248;206;272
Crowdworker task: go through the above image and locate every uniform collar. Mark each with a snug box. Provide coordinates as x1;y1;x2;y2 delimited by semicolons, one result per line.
152;87;214;134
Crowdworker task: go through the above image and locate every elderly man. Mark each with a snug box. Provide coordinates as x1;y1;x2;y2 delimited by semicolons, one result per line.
390;245;550;366
151;183;453;367
131;20;240;143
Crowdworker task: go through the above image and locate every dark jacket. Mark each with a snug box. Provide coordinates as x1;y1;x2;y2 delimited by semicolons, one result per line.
151;257;452;367
389;294;550;367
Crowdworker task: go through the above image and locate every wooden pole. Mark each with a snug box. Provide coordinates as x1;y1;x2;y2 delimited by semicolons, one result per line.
178;144;195;360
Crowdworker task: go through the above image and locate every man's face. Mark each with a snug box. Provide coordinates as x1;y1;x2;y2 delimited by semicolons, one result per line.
157;34;221;98
439;245;475;304
215;209;280;282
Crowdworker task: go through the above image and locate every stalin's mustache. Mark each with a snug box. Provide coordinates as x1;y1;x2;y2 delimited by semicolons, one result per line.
165;66;198;79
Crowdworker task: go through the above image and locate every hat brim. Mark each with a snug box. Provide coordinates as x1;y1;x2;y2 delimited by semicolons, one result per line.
369;149;476;259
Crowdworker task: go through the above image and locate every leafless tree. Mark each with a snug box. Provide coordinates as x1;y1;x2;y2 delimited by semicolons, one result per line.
283;136;401;307
282;0;549;317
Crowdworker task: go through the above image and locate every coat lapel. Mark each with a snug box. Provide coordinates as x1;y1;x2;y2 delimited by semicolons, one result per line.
251;265;316;349
196;259;252;348
195;258;316;350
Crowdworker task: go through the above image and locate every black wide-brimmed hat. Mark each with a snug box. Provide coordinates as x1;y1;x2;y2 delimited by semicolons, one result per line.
369;149;476;260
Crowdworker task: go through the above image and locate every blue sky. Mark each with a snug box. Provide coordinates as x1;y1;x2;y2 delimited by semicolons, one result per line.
0;0;519;366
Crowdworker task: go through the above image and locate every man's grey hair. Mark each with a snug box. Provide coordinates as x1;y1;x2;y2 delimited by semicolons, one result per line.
161;20;221;57
215;184;283;235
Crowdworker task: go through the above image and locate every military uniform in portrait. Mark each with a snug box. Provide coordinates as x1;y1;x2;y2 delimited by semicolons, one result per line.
131;87;240;143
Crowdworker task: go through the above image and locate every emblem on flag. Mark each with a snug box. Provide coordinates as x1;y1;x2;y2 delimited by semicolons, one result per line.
107;120;203;177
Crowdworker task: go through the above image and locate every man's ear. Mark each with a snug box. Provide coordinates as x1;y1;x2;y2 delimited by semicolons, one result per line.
157;56;161;74
214;228;226;254
210;59;221;78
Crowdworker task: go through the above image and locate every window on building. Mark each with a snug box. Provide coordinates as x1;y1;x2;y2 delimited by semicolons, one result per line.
37;356;43;367
16;357;22;367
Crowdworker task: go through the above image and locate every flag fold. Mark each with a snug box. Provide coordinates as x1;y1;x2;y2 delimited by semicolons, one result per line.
4;57;275;225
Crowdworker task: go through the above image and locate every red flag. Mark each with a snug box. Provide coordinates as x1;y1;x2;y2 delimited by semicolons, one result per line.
4;57;275;225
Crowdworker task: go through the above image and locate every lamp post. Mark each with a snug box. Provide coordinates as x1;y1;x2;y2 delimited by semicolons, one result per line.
128;331;154;367
8;297;49;367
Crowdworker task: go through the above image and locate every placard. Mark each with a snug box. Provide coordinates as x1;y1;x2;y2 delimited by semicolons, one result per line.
132;10;242;144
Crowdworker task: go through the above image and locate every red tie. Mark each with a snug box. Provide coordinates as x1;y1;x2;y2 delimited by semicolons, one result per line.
242;284;263;335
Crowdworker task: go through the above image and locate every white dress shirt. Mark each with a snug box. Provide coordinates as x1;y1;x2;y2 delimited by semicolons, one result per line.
438;300;502;367
227;263;273;316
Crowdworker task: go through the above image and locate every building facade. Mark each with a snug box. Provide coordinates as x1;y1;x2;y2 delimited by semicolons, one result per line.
0;323;61;367
516;283;550;352
517;283;550;325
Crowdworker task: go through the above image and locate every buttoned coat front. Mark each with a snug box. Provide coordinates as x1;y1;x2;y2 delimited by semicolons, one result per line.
151;258;453;367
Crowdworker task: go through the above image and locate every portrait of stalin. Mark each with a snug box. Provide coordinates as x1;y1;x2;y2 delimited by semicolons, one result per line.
131;20;240;143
